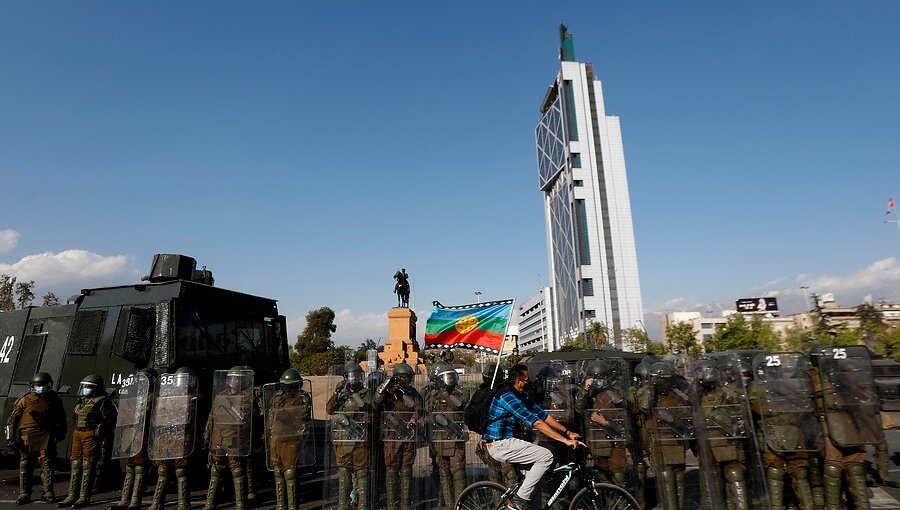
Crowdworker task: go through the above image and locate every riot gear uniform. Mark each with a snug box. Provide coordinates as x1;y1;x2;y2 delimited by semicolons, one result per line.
264;368;313;510
59;374;116;508
425;362;467;507
812;346;880;510
376;363;422;510
109;369;155;510
642;361;691;510
575;360;629;487
6;372;67;505
204;366;255;510
148;367;198;510
326;363;375;510
748;353;818;510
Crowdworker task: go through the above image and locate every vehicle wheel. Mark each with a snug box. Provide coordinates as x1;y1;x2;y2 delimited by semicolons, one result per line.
455;480;510;510
568;483;641;510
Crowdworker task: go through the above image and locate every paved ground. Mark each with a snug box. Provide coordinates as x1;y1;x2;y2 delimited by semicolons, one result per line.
0;430;897;509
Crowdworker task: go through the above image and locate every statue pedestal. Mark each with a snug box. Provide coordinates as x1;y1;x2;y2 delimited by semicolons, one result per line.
377;307;427;374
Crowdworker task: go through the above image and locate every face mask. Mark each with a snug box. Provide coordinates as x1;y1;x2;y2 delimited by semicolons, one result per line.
33;385;46;395
81;387;92;397
522;381;534;393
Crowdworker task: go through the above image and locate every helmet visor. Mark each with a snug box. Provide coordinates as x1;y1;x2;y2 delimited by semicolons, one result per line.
345;371;364;389
440;371;458;387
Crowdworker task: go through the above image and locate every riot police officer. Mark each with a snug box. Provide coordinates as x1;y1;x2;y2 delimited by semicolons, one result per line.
376;363;422;510
109;369;156;510
6;372;67;505
575;360;629;487
264;368;313;510
426;362;468;507
148;367;198;510
326;362;374;510
59;374;116;508
204;366;255;510
641;361;691;510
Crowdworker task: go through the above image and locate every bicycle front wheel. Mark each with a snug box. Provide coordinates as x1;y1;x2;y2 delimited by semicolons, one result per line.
455;480;511;510
568;483;641;510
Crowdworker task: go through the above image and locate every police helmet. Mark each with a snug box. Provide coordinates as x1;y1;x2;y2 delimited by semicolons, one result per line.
280;368;304;389
482;363;507;383
433;362;458;388
344;363;365;391
78;374;104;397
634;361;650;381
695;363;720;387
31;372;52;386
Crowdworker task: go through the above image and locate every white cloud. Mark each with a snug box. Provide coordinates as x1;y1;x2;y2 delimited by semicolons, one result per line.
286;306;437;349
800;257;900;300
0;250;132;287
0;229;20;254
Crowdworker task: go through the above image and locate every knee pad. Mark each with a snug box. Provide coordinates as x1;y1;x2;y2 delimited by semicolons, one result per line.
767;467;784;481
847;464;865;477
231;467;245;478
20;459;30;470
284;468;296;480
823;463;842;479
134;465;145;475
175;467;187;478
726;468;745;483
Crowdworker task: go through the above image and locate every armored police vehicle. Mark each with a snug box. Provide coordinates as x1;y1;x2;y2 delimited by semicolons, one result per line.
0;254;290;458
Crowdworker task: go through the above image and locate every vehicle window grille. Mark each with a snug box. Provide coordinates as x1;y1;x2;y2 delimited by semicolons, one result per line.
67;310;107;355
12;334;46;384
115;307;155;363
154;300;173;368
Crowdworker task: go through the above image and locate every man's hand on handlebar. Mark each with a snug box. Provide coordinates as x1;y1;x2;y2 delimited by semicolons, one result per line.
564;438;587;449
565;430;580;441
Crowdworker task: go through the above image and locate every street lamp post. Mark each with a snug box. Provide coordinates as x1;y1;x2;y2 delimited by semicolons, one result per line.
474;291;482;304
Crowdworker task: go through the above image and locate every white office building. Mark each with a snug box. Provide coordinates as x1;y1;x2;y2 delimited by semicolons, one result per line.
535;25;644;348
517;287;556;354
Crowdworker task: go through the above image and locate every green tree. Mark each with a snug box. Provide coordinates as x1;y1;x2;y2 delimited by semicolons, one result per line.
41;292;60;307
559;334;591;352
857;303;888;355
621;326;651;352
782;325;815;352
291;307;340;375
647;341;668;356
829;323;861;348
0;275;15;311
665;322;700;355
14;280;35;309
585;321;611;349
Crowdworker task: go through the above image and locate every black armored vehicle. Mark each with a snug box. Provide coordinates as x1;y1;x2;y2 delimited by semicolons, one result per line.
0;253;290;458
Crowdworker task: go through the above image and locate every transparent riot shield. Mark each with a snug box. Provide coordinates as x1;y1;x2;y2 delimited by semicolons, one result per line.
381;384;425;510
148;371;198;461
323;366;375;510
263;381;314;471
539;360;574;426
209;369;254;457
112;372;151;459
817;345;882;446
646;359;696;510
691;354;767;510
578;357;640;497
752;352;820;453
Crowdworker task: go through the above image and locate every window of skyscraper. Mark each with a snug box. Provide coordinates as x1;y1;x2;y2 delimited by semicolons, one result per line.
575;199;591;264
585;309;596;319
573;180;583;187
563;80;579;141
582;278;594;297
571;153;582;168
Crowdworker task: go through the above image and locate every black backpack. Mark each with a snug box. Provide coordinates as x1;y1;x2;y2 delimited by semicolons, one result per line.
464;384;508;435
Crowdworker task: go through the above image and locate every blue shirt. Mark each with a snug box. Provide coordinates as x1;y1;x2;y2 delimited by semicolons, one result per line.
483;388;549;442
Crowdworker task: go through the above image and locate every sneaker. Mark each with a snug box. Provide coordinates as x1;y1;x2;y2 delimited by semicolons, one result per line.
506;495;530;510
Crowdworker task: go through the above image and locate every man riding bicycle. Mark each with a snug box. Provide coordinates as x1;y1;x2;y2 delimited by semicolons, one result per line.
483;364;586;510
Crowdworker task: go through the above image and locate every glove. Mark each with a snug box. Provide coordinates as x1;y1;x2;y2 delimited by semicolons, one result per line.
335;380;347;393
6;438;16;449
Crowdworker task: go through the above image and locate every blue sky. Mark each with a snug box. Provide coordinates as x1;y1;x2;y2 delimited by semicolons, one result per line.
2;2;899;343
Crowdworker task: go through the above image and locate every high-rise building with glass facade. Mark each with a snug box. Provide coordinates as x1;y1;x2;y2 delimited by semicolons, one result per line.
535;25;644;348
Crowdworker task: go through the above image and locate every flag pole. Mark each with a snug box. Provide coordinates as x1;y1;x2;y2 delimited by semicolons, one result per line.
489;298;516;389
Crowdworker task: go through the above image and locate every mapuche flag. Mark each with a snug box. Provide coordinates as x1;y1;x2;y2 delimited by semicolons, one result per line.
425;299;514;354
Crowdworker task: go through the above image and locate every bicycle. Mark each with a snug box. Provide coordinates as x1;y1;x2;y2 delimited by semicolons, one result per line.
454;450;641;510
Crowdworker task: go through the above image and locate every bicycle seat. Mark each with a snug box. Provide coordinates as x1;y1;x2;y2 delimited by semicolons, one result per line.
552;462;578;473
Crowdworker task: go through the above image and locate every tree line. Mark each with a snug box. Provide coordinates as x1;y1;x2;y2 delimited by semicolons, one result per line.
0;274;60;311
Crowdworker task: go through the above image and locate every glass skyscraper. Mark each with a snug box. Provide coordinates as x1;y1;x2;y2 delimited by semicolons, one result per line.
535;25;644;348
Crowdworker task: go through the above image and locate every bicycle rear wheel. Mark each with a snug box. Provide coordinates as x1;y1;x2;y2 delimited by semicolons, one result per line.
455;480;511;510
568;483;641;510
